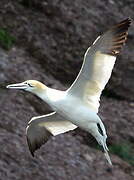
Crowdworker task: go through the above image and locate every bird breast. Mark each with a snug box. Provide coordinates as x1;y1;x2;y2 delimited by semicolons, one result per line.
53;94;100;127
45;88;100;128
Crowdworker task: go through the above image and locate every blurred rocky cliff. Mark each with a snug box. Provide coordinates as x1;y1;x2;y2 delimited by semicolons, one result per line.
0;0;134;180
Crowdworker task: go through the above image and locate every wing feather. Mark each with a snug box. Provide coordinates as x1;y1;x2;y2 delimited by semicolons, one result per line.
68;18;131;112
26;112;77;156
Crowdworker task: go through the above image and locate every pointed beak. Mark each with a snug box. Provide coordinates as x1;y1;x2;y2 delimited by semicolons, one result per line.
6;82;28;90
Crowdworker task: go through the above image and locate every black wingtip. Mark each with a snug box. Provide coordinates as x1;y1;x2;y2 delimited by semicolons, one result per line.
107;18;132;56
118;17;132;26
111;18;132;36
26;136;35;157
31;151;35;157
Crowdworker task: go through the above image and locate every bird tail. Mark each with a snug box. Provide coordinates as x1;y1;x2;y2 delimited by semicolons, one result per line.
102;136;112;166
98;121;113;166
104;151;112;166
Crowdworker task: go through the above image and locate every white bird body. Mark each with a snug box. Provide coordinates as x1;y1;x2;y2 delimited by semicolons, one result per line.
7;18;131;165
35;87;100;127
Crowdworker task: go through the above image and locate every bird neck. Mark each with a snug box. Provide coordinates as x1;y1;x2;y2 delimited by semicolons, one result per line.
32;86;48;100
33;87;66;110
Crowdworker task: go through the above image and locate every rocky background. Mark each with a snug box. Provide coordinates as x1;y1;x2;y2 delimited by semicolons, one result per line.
0;0;134;180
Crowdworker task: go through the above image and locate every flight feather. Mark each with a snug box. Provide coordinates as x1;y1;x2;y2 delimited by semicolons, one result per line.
68;18;131;112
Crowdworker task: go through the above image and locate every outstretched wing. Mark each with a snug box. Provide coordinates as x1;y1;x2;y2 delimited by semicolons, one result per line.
26;112;77;156
68;18;131;113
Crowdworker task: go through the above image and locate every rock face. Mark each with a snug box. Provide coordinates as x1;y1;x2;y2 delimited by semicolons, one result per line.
0;0;134;99
0;0;134;180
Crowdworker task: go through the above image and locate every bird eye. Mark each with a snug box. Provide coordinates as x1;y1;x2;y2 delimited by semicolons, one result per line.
25;82;34;87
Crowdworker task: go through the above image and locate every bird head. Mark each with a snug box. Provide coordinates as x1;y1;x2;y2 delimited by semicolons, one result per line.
6;80;47;93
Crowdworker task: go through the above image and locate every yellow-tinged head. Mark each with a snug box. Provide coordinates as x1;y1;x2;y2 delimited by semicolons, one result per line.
6;80;47;94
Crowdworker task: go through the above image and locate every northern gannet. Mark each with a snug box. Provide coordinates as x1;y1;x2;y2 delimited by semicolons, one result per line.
7;18;131;165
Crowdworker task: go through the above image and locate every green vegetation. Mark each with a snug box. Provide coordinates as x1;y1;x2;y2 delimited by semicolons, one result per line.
94;142;134;165
0;28;16;50
109;143;134;165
